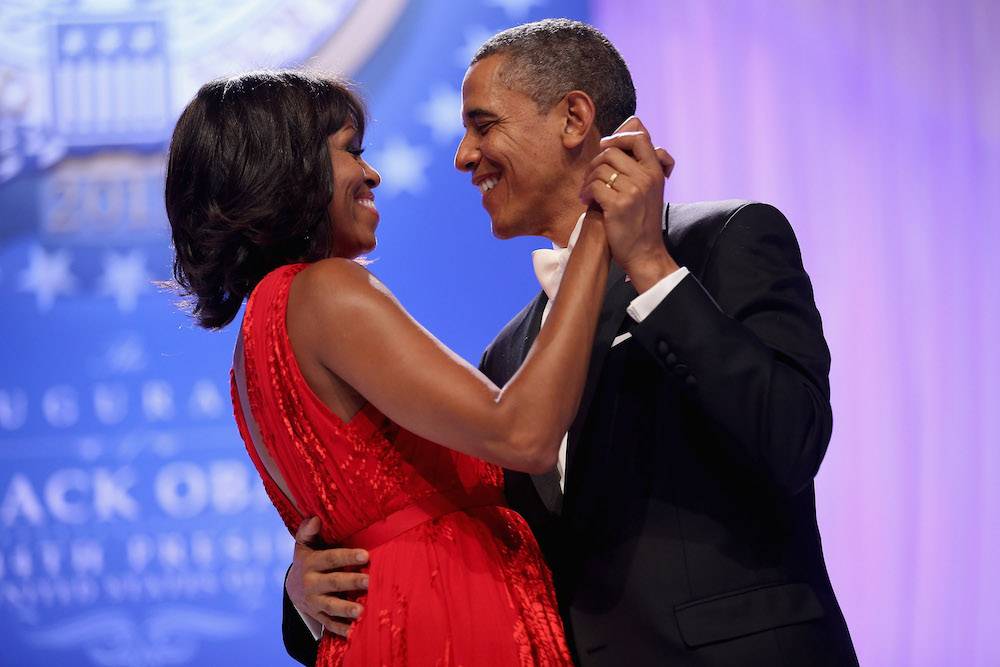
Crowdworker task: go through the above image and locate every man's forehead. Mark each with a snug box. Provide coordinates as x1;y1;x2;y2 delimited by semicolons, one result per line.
462;55;506;94
462;61;519;117
460;81;497;117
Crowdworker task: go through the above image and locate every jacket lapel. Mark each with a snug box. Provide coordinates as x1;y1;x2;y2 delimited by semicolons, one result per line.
514;292;548;368
513;262;637;513
513;207;670;509
566;262;637;466
512;291;564;512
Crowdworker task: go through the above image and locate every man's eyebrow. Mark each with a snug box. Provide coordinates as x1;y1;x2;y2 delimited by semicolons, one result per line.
464;108;497;122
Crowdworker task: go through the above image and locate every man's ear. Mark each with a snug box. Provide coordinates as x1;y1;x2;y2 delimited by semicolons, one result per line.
560;90;598;150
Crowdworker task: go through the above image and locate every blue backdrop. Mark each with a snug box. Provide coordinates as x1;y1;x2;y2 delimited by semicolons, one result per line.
2;1;997;666
0;1;587;665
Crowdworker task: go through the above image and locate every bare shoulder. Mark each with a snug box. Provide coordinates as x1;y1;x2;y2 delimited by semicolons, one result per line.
297;257;377;292
292;258;394;315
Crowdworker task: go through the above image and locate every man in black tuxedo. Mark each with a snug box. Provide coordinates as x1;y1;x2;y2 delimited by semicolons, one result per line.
280;19;857;666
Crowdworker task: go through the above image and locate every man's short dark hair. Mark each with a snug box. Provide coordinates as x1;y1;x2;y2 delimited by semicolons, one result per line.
471;18;636;136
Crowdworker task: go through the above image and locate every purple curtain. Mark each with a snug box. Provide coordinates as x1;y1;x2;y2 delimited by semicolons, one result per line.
592;2;999;665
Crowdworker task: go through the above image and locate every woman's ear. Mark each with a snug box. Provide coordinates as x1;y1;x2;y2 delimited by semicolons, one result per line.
560;90;598;150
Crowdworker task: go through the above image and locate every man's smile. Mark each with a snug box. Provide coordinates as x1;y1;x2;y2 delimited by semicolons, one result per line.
478;176;499;193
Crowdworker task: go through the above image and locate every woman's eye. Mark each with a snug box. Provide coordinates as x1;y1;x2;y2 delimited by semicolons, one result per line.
347;147;366;157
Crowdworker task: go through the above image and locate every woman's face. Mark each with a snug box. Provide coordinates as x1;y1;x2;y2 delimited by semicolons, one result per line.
326;123;381;258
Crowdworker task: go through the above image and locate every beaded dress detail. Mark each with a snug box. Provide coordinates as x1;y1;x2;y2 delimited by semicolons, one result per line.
230;264;571;666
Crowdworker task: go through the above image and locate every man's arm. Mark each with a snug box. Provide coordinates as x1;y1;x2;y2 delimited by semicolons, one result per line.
587;117;831;496
631;202;832;495
282;568;320;666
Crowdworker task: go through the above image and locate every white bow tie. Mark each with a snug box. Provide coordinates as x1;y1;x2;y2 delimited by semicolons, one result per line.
532;246;570;301
531;214;586;301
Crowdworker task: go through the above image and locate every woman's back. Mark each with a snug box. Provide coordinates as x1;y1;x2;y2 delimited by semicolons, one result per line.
232;264;571;666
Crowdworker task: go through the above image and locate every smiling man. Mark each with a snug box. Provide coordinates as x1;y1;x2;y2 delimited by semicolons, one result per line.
281;19;857;666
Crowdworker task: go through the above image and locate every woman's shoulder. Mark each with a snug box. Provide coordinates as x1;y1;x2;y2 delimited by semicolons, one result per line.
290;258;393;321
298;257;371;283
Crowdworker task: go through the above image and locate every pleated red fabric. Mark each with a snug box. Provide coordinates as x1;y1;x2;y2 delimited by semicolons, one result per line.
231;264;571;666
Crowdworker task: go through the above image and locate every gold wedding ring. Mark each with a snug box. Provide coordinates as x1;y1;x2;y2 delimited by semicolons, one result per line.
605;171;620;189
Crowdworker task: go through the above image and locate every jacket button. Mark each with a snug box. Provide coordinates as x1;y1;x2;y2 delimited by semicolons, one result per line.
665;353;677;366
674;363;689;376
685;375;697;388
657;340;670;356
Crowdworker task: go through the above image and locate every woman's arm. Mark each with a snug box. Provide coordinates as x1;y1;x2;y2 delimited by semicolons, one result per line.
287;211;609;474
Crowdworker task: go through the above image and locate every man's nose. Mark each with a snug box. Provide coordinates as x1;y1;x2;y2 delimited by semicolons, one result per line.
454;134;478;172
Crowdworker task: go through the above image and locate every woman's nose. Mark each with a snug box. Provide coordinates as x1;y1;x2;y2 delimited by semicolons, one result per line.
362;160;381;187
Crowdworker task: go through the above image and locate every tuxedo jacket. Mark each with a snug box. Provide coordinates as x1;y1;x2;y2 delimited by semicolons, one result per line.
281;201;858;666
479;201;857;666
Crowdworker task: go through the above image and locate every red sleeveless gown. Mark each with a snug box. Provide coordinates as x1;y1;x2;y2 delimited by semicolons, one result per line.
230;264;572;666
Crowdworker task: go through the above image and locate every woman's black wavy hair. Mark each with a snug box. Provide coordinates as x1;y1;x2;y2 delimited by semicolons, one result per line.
165;69;366;329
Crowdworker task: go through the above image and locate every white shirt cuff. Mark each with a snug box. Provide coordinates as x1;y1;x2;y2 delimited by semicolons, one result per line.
626;267;690;323
295;600;324;641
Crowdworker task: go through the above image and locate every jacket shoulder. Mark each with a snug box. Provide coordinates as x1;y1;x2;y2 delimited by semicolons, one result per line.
666;200;788;275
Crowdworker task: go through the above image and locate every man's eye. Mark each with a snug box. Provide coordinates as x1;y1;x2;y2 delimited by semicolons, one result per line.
476;122;493;135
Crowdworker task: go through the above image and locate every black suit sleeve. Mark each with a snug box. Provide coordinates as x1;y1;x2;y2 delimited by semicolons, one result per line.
281;567;319;666
632;203;832;495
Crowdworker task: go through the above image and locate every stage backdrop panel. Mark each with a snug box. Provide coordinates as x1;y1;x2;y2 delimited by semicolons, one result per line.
0;1;587;665
593;1;999;666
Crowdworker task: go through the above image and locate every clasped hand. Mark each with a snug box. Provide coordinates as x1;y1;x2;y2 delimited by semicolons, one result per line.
580;116;680;292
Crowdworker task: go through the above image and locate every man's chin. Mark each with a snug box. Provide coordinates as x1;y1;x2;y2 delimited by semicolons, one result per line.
489;216;519;240
491;226;514;240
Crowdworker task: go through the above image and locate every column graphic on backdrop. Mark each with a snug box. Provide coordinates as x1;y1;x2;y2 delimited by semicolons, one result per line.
52;18;170;146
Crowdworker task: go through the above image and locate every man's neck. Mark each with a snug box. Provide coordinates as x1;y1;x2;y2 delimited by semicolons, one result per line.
543;205;588;248
541;142;600;247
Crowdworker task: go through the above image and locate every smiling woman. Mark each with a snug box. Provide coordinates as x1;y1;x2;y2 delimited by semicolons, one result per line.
324;125;382;258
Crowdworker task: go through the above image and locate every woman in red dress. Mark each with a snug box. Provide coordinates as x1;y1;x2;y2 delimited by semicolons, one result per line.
165;71;609;665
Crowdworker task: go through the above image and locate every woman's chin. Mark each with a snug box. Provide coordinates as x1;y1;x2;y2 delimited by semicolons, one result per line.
354;238;376;259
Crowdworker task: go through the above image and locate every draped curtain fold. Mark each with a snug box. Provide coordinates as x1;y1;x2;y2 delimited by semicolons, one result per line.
593;2;999;665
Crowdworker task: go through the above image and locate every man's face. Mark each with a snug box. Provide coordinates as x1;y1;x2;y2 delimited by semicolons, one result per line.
454;55;568;239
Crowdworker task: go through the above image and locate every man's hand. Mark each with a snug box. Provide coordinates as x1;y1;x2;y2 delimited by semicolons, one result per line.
580;116;680;293
287;517;370;637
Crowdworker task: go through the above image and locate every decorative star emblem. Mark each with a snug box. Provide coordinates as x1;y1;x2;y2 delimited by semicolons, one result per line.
369;137;431;197
99;249;150;313
419;85;464;143
487;0;546;17
19;245;75;311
